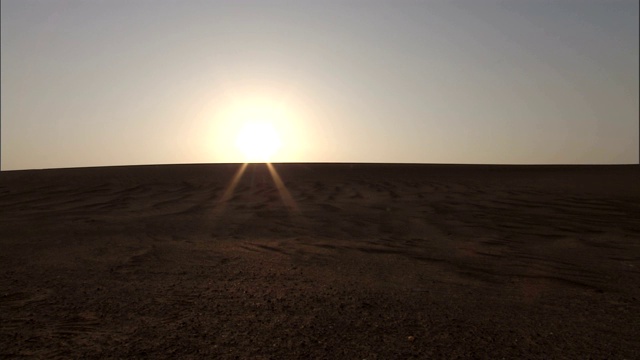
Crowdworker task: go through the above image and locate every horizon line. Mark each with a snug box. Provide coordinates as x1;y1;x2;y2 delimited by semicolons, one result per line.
2;161;639;173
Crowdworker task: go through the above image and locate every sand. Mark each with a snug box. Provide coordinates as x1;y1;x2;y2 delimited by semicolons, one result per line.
1;163;639;359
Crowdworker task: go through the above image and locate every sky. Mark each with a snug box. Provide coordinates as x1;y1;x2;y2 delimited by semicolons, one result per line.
2;0;638;170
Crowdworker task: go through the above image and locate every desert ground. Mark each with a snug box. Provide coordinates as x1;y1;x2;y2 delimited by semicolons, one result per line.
1;163;639;359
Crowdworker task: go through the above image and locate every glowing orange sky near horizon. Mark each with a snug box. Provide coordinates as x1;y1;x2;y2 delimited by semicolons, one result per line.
205;95;309;164
1;1;638;170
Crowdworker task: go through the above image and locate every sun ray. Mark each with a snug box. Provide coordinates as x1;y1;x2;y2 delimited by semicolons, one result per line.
266;162;298;212
213;162;248;215
212;163;299;219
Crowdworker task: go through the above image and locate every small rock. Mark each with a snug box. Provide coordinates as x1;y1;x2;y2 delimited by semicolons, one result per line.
408;336;415;342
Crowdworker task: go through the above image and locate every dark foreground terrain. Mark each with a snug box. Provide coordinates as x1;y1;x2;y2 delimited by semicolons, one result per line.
1;163;639;359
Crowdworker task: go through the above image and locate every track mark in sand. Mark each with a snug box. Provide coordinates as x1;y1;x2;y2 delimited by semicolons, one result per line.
608;256;640;262
255;243;288;255
435;193;639;240
509;260;606;286
512;273;602;293
0;289;52;310
350;190;365;199
577;236;631;250
351;246;407;256
240;242;291;256
472;251;503;258
451;258;596;290
479;238;509;247
0;289;55;333
312;181;326;190
388;190;400;199
237;244;264;253
42;312;105;338
320;204;342;212
455;248;611;291
314;243;338;250
108;245;159;274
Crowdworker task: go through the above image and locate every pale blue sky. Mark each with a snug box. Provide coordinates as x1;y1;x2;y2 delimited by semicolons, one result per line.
2;0;638;170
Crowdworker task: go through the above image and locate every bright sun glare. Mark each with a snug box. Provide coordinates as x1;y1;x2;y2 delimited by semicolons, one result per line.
208;93;306;164
235;121;282;163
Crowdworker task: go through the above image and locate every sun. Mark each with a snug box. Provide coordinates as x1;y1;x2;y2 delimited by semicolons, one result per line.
206;92;308;163
235;121;281;163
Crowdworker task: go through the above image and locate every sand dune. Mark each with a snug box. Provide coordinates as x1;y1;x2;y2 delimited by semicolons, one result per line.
1;163;639;358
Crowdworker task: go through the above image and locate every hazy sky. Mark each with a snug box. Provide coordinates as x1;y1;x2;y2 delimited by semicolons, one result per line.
2;0;638;170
